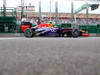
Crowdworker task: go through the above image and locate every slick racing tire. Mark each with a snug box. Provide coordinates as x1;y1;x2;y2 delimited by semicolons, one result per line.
24;28;34;38
72;29;80;38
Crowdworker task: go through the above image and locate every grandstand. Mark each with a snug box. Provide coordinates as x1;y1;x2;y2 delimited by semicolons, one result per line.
16;12;100;25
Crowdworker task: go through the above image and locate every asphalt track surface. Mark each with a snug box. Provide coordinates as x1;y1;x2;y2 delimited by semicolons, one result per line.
0;37;100;75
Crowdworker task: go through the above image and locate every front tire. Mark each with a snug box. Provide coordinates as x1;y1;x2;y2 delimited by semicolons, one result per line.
72;29;80;38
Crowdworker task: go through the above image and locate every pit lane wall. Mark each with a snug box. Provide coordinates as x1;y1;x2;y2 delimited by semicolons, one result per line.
0;22;100;37
0;16;17;33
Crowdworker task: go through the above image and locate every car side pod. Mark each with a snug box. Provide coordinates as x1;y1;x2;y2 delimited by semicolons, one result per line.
24;28;34;38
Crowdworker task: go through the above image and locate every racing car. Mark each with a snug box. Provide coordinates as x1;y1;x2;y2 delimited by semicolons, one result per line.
24;23;89;38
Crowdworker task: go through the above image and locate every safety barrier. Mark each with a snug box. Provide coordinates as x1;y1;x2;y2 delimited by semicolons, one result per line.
0;16;16;33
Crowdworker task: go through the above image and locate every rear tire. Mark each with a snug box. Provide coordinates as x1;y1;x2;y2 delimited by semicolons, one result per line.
24;28;35;38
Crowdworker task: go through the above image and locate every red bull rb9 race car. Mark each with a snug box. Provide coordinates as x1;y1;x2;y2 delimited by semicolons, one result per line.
24;23;89;38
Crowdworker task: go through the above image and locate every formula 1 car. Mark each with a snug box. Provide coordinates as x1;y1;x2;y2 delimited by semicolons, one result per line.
24;23;89;38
